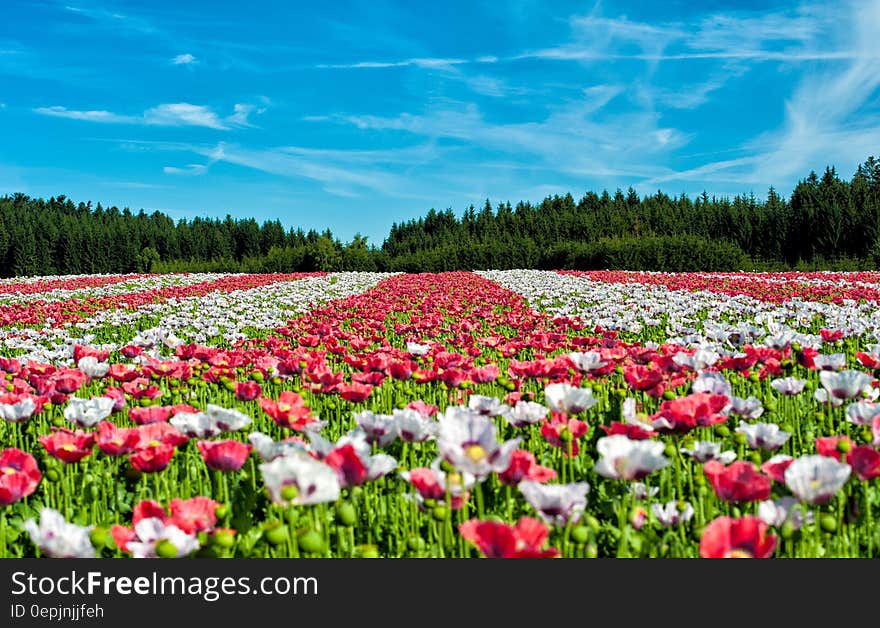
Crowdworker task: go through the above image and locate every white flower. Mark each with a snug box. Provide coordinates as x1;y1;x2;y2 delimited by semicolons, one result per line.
770;377;807;395
169;412;219;438
816;370;876;406
757;497;813;530
204;404;252;432
813;353;846;371
406;342;431;356
543;383;597;415
467;395;508;417
502;400;548;428
24;508;95;558
354;410;398;447
392;408;438;443
126;518;200;559
846;401;880;426
629;482;660;500
77;356;109;379
729;396;764;420
680;441;737;464
259;452;341;506
593;435;670;481
63;396;115;428
567;351;607;372
519;480;590;527
784;455;851;504
436;407;521;478
651;501;694;527
691;371;732;397
0;397;36;423
247;432;309;462
735;421;791;451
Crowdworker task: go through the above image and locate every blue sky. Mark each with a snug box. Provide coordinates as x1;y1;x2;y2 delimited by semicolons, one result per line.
2;0;879;246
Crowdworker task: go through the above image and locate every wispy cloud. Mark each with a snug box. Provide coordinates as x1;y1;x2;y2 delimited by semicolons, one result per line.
171;53;197;65
163;163;208;176
316;56;477;70
33;102;263;130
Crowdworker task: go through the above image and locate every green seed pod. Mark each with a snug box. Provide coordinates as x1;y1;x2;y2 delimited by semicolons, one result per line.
733;432;747;445
585;543;599;558
663;443;677;458
335;502;357;527
297;530;325;554
715;425;730;438
214;504;229;520
780;520;796;540
570;526;590;545
431;505;450;521
45;469;60;482
749;452;763;466
662;389;677;401
51;416;65;428
585;515;601;533
407;536;426;552
358;544;380;558
212;529;235;549
263;523;289;547
155;539;179;558
819;514;837;533
89;527;109;549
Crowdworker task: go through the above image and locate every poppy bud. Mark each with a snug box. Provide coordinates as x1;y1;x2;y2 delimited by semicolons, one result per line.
89;527;109;548
571;526;590;545
335;503;357;527
213;530;236;548
819;514;837;533
264;522;289;546
297;529;324;554
155;539;179;558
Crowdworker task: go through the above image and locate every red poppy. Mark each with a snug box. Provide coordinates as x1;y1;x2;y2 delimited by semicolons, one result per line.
652;393;730;434
129;442;175;472
815;435;855;461
234;381;262;401
337;382;373;403
129;405;172;425
407;400;438;417
459;517;559;558
847;445;880;480
51;369;87;394
197;440;253;471
498;450;557;486
102;387;127;412
761;455;794;483
96;421;141;456
600;422;655;440
168;496;220;534
387;360;415;380
470;364;500;384
136;423;189;448
703;460;771;502
108;363;140;383
624;364;664;391
258;391;318;431
39;429;96;463
699;515;777;558
540;412;588;457
324;444;367;487
0;448;41;505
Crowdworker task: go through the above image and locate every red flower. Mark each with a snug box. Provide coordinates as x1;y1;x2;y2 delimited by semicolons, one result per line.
258;391;318;431
820;328;843;343
39;429;96;463
324;444;367;487
703;460;772;502
699;515;777;558
761;455;794;483
459;517;559;558
498;450;557;486
51;369;87;394
600;422;655;440
96;421;141;456
135;423;189;448
470;364;500;384
102;387;127;412
129;442;175;472
197;440;253;471
234;381;262;401
847;445;880;480
168;496;220;534
540;412;588;457
815;435;855;461
652;393;730;434
0;448;41;505
337;382;373;403
387;360;415;380
108;364;140;383
128;405;172;425
407;400;438;417
624;364;664;391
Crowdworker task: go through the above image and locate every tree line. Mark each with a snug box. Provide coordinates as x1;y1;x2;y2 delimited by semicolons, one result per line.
2;156;880;277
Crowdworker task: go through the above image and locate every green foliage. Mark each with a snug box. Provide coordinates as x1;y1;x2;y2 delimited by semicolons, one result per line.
2;154;880;275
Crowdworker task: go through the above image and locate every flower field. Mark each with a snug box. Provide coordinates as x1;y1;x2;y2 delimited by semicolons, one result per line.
2;270;880;559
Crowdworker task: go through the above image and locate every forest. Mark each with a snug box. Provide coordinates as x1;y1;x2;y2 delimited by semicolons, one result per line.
2;156;880;276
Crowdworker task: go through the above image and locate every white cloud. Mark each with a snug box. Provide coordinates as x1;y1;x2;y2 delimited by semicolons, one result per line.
172;53;197;65
163;164;208;176
33;101;264;130
143;103;227;129
33;106;136;123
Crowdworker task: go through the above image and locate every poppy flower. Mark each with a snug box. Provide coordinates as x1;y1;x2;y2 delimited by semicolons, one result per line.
337;382;373;403
459;517;559;558
0;448;42;505
96;421;141;456
39;429;96;464
498;450;557;486
699;515;777;558
259;392;318;431
702;460;772;502
129;442;175;473
197;440;253;471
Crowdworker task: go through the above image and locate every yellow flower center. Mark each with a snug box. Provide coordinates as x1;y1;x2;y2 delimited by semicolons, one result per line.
2;466;15;475
60;444;77;452
464;444;487;463
724;549;754;558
